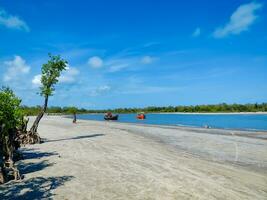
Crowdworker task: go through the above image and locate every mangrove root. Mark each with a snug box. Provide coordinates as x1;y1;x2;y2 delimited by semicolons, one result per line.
16;131;41;145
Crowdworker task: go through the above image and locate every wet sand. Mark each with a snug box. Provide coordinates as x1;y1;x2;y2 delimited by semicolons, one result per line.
1;116;266;199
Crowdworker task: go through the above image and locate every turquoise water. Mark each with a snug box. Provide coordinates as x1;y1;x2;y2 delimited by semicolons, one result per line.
76;113;267;131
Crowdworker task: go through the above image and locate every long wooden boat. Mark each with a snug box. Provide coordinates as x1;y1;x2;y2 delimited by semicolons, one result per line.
104;114;119;120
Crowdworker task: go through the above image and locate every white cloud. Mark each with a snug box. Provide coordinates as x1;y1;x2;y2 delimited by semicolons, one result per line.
192;27;201;37
59;66;79;83
213;2;262;38
88;56;103;68
141;56;154;64
0;8;29;31
32;74;42;87
90;85;111;96
4;55;30;81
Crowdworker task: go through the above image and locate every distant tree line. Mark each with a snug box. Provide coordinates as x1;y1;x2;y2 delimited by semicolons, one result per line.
21;103;267;115
20;106;86;116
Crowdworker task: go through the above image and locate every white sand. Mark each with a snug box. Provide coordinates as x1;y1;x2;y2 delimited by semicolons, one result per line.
1;116;267;200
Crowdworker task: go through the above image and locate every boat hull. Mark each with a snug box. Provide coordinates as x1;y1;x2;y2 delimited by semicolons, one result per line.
104;115;119;120
137;114;146;120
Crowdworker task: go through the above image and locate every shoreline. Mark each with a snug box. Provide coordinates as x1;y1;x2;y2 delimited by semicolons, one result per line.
48;111;267;115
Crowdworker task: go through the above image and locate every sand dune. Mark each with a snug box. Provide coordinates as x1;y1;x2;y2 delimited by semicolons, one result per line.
1;116;266;199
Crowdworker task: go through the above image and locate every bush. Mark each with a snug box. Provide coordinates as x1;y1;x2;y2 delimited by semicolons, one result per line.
0;87;24;183
0;87;24;133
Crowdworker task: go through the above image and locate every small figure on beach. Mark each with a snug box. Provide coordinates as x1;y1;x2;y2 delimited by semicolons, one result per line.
67;107;77;123
204;125;211;129
73;112;77;123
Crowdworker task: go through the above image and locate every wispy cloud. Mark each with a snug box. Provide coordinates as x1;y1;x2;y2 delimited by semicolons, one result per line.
115;76;183;95
105;52;158;73
119;85;182;95
213;2;262;38
3;56;30;82
105;56;138;73
88;56;103;68
141;56;155;64
59;66;79;83
108;63;129;72
89;85;111;96
143;42;160;48
0;8;29;31
192;27;201;37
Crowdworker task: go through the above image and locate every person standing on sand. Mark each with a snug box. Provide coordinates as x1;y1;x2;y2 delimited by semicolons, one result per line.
73;112;77;123
67;107;77;123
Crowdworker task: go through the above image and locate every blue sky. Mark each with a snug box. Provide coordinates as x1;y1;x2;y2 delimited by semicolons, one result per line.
0;0;266;109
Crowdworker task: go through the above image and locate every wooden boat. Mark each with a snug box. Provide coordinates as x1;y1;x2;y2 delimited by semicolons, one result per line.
104;113;119;120
136;113;146;120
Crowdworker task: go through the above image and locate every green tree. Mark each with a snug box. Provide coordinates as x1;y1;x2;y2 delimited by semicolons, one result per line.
0;87;23;183
28;54;67;143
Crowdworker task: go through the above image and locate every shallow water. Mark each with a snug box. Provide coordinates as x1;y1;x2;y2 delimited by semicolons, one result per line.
76;113;267;131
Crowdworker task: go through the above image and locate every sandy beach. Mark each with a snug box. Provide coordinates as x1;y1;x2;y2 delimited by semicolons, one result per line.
1;116;267;199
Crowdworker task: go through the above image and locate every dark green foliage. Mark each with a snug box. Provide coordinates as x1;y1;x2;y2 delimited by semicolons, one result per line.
20;103;267;115
0;87;24;183
0;87;24;133
39;54;68;97
66;107;78;115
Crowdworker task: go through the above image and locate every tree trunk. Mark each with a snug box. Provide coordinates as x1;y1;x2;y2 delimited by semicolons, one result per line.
29;111;44;134
28;95;49;144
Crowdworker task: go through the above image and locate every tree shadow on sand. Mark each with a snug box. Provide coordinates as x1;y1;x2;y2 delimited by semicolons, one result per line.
0;176;73;200
20;148;58;160
15;149;57;175
45;133;105;143
0;148;73;199
18;160;54;175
